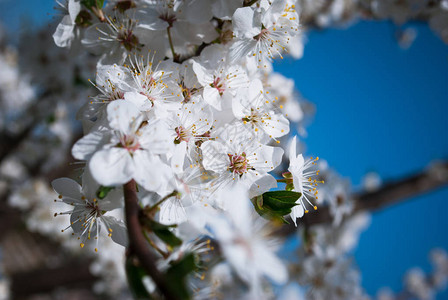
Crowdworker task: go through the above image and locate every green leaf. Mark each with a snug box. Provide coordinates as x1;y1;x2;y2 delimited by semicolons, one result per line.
81;0;104;10
165;253;196;299
81;0;96;8
96;186;114;199
262;191;301;210
142;219;182;248
96;0;105;8
125;256;152;300
251;191;301;223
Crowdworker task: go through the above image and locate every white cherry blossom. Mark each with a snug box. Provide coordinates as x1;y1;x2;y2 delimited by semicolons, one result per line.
201;125;283;190
288;136;323;226
51;170;127;252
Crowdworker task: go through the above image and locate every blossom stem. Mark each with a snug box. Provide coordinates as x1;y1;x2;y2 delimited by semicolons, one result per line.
276;179;288;183
90;6;105;22
123;180;179;300
148;190;178;213
142;230;170;259
167;27;178;62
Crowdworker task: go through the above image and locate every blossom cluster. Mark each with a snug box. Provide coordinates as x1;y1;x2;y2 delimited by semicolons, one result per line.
0;0;442;298
50;0;323;298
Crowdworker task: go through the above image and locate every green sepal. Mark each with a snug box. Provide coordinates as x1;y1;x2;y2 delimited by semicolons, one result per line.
285;183;294;191
96;186;114;199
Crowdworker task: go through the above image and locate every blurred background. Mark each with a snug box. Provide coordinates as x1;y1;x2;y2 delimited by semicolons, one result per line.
0;0;447;299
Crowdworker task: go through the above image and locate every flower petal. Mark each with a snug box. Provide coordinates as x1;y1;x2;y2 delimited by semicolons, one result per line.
89;148;134;186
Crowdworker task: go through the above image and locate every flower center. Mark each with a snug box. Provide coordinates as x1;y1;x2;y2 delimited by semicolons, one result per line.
110;89;124;101
174;126;191;144
159;12;177;27
120;134;141;152
254;28;270;41
228;152;251;175
118;29;139;51
210;77;226;96
242;108;263;125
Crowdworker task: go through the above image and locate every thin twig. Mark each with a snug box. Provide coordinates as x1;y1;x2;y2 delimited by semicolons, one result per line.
124;180;180;300
167;27;178;63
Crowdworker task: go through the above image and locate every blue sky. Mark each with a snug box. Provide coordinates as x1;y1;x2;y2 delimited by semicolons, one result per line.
1;1;448;298
275;21;448;297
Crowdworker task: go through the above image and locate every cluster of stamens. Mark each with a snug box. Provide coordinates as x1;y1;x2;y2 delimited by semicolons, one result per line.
54;196;114;253
228;152;251;176
210;77;226;96
119;134;141;152
282;156;324;213
174;126;192;143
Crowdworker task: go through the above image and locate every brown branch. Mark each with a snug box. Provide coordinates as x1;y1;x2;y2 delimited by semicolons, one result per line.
279;161;448;234
10;260;98;299
123;180;179;300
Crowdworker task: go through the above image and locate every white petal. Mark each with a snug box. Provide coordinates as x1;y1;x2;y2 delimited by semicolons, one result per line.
288;136;297;163
52;178;82;200
124;92;152;111
201;141;229;174
262;0;287;28
251;144;284;173
228;39;257;64
159;198;188;225
89;148;134;186
103;216;129;247
136;9;169;31
232;7;260;38
254;245;288;284
68;0;81;22
212;0;243;20
133;151;173;192
107;100;143;135
222;185;252;237
81;167;100;200
203;86;222;110
53;15;75;48
171;142;187;174
72;130;109;160
249;174;277;199
191;61;214;86
263;112;290;138
181;0;213;24
290;204;304;226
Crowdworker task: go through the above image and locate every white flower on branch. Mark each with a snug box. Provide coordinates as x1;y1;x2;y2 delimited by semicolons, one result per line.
51;170;128;251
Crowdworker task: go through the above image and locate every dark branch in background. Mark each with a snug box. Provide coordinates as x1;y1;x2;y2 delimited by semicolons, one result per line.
123;180;179;300
277;161;448;235
10;260;98;299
